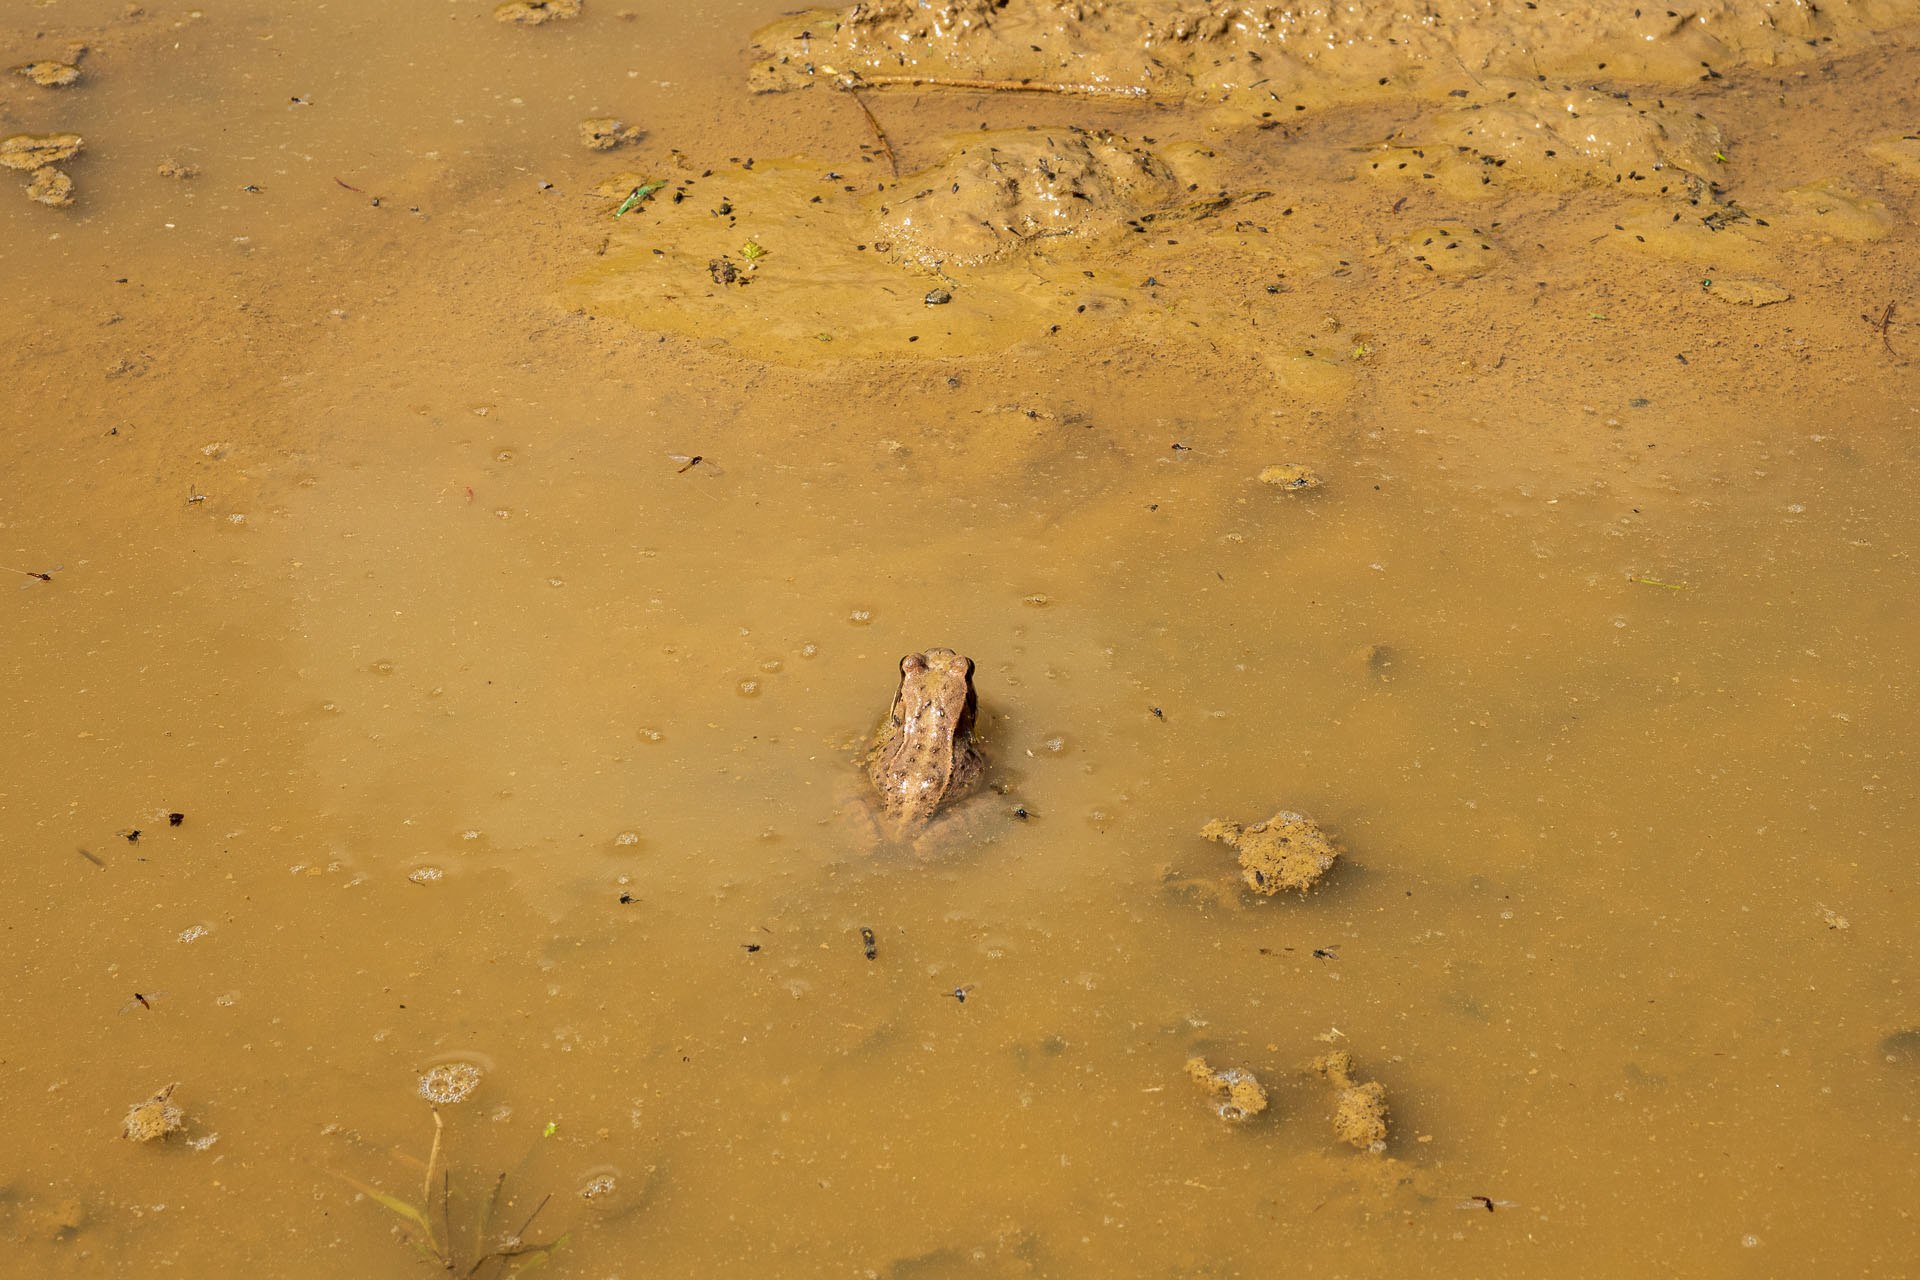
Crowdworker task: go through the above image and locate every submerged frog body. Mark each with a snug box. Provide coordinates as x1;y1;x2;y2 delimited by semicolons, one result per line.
866;647;986;838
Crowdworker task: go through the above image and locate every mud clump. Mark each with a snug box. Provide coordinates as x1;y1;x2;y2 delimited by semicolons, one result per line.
1312;1051;1389;1151
122;1083;184;1142
1186;1056;1268;1123
495;0;581;23
26;168;75;207
1201;811;1339;895
13;60;82;88
1;133;84;171
876;130;1186;269
1258;463;1321;492
579;117;642;150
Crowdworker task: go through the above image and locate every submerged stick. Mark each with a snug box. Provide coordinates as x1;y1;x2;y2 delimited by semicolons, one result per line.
843;87;899;177
834;71;1151;98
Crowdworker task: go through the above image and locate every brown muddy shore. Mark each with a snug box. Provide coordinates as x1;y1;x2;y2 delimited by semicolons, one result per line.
3;1;1919;1275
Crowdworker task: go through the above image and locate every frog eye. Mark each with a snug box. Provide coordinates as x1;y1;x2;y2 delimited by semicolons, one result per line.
901;653;928;674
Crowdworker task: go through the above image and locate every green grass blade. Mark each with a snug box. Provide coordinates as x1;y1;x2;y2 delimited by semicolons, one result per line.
335;1172;433;1234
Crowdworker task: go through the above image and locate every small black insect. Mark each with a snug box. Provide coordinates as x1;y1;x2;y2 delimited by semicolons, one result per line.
1012;807;1030;821
1313;946;1340;962
860;927;877;960
168;813;185;827
618;892;635;904
943;985;974;1004
1458;1195;1516;1212
123;830;141;843
1149;706;1164;719
742;943;762;953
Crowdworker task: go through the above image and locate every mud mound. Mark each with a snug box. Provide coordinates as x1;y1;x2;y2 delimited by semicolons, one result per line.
751;0;1920;113
877;131;1186;269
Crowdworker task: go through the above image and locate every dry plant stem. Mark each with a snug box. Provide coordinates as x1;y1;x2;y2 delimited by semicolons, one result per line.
844;88;900;176
425;1109;446;1255
837;71;1151;98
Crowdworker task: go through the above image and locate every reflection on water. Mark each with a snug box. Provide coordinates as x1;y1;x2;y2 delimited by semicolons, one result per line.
3;0;1918;1275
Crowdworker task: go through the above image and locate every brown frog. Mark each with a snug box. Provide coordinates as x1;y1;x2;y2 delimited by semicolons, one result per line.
866;647;986;839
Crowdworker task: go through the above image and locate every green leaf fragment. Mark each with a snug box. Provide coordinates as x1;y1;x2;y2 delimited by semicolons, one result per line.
612;180;666;219
741;240;767;262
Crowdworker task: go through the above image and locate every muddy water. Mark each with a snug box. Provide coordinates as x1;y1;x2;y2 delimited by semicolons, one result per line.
5;0;1920;1275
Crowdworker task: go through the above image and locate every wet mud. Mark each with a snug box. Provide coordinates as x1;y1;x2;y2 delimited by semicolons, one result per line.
4;0;1920;1275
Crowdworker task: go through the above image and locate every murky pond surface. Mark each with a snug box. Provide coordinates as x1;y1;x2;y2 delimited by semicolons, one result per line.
5;1;1919;1275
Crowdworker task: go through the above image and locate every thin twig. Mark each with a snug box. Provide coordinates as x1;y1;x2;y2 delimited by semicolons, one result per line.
835;71;1151;98
1874;301;1896;353
844;88;899;177
512;1192;553;1241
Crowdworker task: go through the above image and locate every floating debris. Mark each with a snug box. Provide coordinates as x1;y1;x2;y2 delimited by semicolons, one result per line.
13;60;82;88
1200;811;1339;895
26;165;74;206
122;1083;184;1142
1312;1050;1389;1150
1186;1056;1268;1124
0;133;83;170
